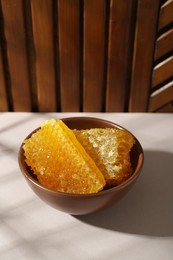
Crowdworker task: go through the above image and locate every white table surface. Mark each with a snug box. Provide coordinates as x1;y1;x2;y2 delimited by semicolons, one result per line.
0;112;173;260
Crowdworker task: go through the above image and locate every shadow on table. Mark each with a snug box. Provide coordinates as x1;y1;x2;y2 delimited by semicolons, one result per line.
75;150;173;237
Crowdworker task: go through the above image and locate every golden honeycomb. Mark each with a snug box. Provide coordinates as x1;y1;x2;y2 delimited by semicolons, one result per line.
23;119;106;194
73;128;135;187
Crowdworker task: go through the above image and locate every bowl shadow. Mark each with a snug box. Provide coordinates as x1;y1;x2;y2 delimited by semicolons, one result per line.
75;150;173;237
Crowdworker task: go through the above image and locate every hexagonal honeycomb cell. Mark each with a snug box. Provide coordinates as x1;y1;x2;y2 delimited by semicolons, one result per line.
73;128;135;187
23;119;106;194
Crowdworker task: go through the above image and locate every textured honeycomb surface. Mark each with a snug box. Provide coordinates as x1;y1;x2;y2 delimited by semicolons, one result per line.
73;128;135;186
23;119;106;194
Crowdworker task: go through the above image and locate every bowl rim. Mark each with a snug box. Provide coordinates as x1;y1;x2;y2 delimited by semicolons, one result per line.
18;116;144;198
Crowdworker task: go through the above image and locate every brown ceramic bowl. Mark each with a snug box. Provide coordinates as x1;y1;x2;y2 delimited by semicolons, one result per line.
18;117;144;215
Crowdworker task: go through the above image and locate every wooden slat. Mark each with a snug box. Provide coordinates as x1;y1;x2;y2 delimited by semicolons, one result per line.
155;101;173;112
0;45;8;111
83;0;106;112
152;56;173;87
58;0;80;112
31;0;56;112
149;81;173;111
155;28;173;60
1;0;31;111
106;0;134;112
129;0;160;112
159;0;173;30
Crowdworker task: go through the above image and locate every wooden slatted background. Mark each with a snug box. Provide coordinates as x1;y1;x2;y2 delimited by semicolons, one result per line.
149;0;173;112
0;41;8;111
1;0;32;111
83;0;106;112
106;0;135;112
58;0;81;112
0;0;172;112
31;0;57;112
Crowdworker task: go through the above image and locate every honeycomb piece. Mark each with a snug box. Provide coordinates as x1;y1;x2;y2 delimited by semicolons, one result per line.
23;119;106;194
73;128;135;187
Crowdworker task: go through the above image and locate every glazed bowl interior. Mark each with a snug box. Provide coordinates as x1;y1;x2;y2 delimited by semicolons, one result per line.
18;117;144;215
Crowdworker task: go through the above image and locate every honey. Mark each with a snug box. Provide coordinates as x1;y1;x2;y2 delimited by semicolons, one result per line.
23;119;135;193
74;128;135;186
23;119;105;194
